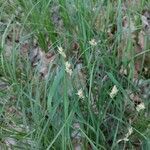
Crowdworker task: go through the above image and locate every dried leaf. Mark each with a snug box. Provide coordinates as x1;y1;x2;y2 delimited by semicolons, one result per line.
138;30;145;49
141;10;150;31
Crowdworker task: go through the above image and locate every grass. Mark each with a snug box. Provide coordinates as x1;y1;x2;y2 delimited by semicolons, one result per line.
0;0;150;149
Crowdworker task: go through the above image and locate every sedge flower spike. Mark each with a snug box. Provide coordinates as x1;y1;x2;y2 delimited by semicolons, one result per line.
65;61;72;76
110;85;119;98
89;39;97;46
136;102;145;112
117;127;133;143
58;46;66;58
77;89;84;99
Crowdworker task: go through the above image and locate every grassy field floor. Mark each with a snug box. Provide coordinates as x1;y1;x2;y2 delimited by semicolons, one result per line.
0;0;150;149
